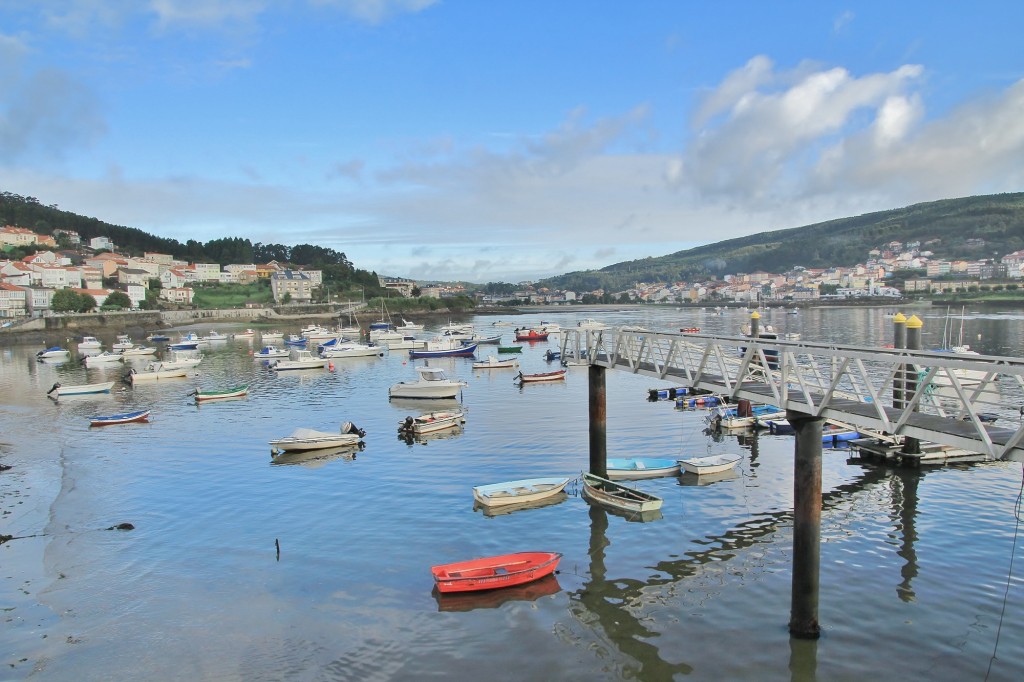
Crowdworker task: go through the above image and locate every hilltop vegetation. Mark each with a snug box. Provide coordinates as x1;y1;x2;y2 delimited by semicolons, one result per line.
539;193;1024;292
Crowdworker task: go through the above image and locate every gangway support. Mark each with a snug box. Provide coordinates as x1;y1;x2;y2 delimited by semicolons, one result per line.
589;364;607;478
789;412;823;639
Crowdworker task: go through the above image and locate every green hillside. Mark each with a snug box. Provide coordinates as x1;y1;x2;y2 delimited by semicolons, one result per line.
540;193;1024;292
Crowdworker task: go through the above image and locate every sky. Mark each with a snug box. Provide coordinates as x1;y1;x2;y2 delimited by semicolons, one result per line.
1;2;1022;283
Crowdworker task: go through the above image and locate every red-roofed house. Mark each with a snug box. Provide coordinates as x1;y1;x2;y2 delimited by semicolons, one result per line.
0;281;28;317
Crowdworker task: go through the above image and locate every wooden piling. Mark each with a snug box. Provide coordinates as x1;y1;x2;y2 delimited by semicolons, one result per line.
902;315;922;455
789;412;823;639
893;312;906;409
588;364;607;478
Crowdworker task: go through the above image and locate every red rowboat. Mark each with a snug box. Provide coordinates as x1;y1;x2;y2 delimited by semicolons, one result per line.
431;551;562;593
514;329;549;341
515;369;567;384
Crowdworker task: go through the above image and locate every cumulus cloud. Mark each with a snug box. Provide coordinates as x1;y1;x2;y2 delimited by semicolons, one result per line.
307;0;438;24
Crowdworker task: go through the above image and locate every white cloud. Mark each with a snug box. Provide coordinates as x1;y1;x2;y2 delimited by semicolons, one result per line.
307;0;438;25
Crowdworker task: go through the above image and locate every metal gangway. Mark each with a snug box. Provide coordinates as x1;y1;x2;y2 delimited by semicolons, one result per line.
560;326;1024;463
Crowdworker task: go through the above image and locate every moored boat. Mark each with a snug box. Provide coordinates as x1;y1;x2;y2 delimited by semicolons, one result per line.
269;422;366;453
270;349;328;371
431;551;563;594
677;453;742;475
168;333;201;350
321;342;386;359
253;344;289;359
389;366;467;400
472;477;571;508
605;458;681;480
47;380;116;397
514;328;549;342
398;409;466;435
409;336;478;358
515;369;566;384
83;351;124;367
78;336;103;350
472;355;519;369
89;409;150;426
36;346;70;361
581;472;663;514
497;345;523;354
118;345;158;357
126;363;190;384
191;384;249;402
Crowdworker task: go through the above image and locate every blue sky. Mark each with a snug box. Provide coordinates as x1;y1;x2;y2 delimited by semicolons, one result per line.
1;1;1022;283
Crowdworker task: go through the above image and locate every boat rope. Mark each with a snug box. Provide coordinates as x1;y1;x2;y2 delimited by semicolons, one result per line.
985;461;1024;681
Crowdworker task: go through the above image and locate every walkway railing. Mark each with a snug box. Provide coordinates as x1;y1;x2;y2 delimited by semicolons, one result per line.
560;329;1024;462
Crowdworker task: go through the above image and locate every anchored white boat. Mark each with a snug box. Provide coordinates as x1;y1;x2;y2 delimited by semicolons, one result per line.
472;355;519;369
605;458;681;480
253;344;289;359
126;363;190;384
389;366;466;400
320;342;386;359
47;380;116;397
78;336;103;351
678;453;742;475
472;476;572;508
398;409;466;436
581;472;663;514
83;351;124;367
269;422;366;454
270;349;328;371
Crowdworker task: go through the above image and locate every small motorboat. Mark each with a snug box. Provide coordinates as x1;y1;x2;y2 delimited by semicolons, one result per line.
253;344;289;359
269;422;366;454
147;333;171;342
389;366;466;400
78;336;103;350
514;369;566;384
83;351;124;367
472;355;519;369
472;477;571;508
431;551;563;594
677;453;742;475
233;329;256;339
605;458;681;480
497;345;523;354
191;385;249;402
89;409;150;427
320;342;387;359
398;410;466;436
270;349;328;371
118;345;158;357
126;364;190;384
581;472;663;514
514;328;549;342
36;346;70;361
112;335;135;351
47;381;116;397
168;333;201;350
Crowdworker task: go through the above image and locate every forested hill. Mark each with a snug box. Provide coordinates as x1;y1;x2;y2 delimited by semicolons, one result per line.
539;193;1024;292
0;190;357;271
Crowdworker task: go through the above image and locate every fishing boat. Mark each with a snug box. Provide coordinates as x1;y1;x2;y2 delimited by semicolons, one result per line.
515;369;567;384
514;328;549;342
118;345;158;357
389;366;467;400
47;381;116;397
168;333;201;350
472;477;571;508
36;346;70;360
191;385;249;402
269;349;328;371
605;458;681;480
431;551;563;594
127;364;190;384
398;409;466;436
677;453;742;475
89;409;150;427
581;472;663;514
112;335;135;351
396;317;424;332
253;344;289;359
269;422;366;454
320;342;387;359
497;345;523;354
78;336;103;350
83;351;124;367
409;336;478;358
472;355;519;369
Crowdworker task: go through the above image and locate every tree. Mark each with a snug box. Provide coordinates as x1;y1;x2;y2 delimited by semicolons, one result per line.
104;291;132;309
51;289;82;313
77;293;97;313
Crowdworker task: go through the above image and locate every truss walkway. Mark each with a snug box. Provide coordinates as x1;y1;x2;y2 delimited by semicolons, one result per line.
560;328;1024;462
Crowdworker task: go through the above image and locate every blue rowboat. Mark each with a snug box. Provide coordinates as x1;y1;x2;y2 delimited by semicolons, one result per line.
605;458;681;480
89;409;151;427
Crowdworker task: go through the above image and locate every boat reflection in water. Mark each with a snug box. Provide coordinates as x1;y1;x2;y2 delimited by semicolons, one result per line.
677;468;740;486
432;573;562;612
473;491;569;517
269;443;363;468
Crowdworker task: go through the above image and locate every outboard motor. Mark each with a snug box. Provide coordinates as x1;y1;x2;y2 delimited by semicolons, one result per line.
46;382;61;395
342;421;367;438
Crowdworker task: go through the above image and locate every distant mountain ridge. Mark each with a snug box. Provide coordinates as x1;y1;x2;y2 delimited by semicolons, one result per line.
539;193;1024;292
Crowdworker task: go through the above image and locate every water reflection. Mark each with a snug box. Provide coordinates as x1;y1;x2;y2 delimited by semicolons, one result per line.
473;491;569;517
269;443;363;467
432;574;562;612
677;468;740;486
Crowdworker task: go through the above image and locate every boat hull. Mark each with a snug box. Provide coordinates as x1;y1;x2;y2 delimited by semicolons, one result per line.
194;385;249;402
431;551;562;594
49;381;116;396
581;472;663;513
605;458;681;480
472;477;571;507
516;370;566;383
399;411;465;435
89;409;150;426
678;454;742;475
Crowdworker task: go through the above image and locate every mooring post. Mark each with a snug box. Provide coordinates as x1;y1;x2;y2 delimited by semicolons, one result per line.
893;313;906;409
789;412;823;639
588;364;607;478
902;315;922;455
750;310;761;337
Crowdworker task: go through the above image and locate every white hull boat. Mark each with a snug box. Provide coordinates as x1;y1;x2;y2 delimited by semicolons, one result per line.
47;380;116;397
83;351;124;367
127;364;190;383
321;343;386;359
119;345;158;357
389;366;466;400
270;349;328;371
678;453;742;475
398;410;466;436
78;336;103;351
254;345;289;359
472;355;519;369
581;472;662;513
606;458;681;480
269;422;366;454
472;477;572;508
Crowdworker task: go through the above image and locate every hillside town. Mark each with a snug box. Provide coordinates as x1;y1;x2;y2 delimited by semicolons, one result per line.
1;225;1023;320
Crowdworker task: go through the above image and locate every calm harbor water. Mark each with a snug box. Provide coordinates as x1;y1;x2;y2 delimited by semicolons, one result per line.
2;305;1024;681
